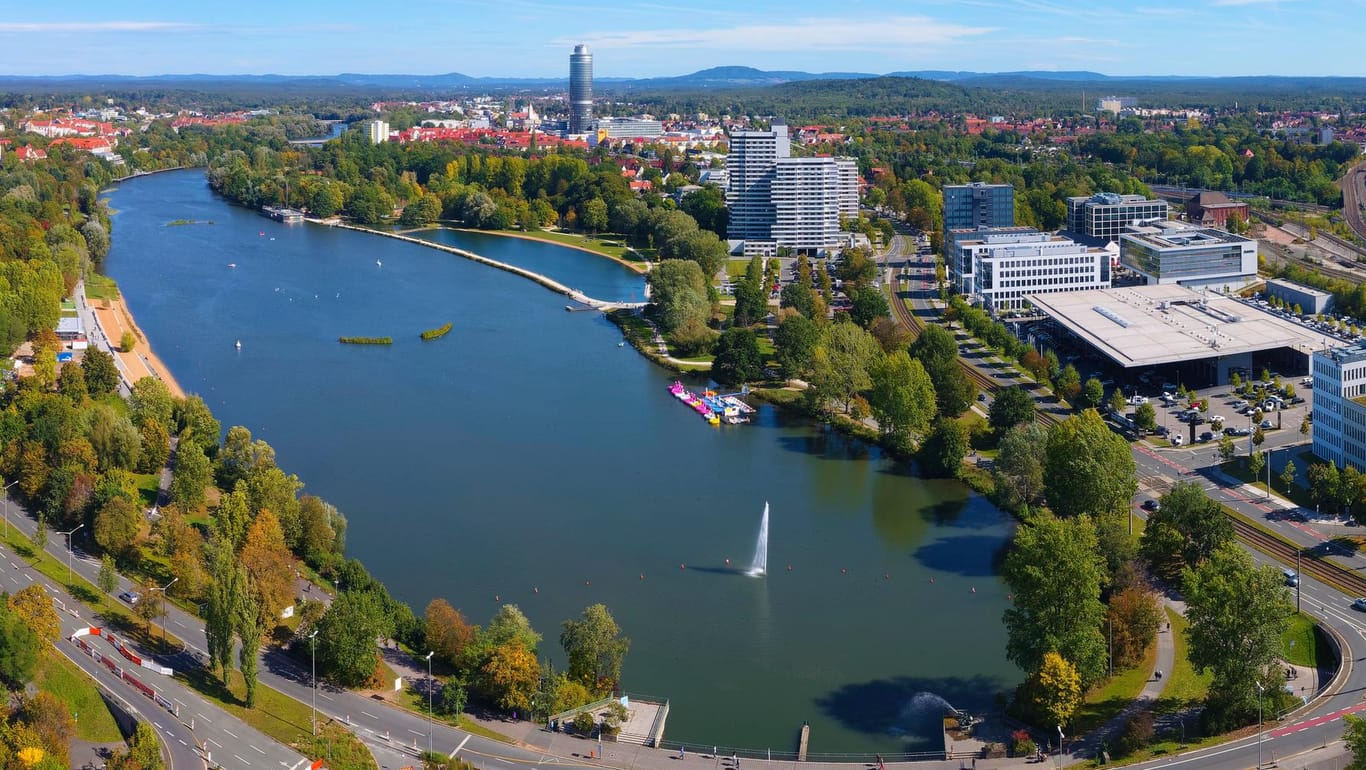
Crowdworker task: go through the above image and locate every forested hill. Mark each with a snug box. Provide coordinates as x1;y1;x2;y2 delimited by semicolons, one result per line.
628;76;973;119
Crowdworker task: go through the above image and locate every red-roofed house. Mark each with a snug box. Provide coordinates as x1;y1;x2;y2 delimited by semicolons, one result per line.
15;146;47;161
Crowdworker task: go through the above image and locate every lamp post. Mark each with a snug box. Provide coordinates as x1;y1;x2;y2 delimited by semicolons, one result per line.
59;524;84;583
1256;683;1264;769
426;651;435;756
309;630;318;735
1056;725;1064;770
151;577;178;649
2;480;17;538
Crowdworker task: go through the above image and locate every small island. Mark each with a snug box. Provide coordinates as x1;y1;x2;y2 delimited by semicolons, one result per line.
338;336;392;345
421;322;453;340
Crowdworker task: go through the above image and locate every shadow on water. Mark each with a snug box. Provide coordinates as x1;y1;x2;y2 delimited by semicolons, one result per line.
776;425;879;462
686;565;757;577
816;675;1009;739
912;535;1012;577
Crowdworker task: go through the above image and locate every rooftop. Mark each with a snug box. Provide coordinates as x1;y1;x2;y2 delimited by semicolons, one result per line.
1028;285;1331;368
1120;222;1253;250
1267;277;1332;299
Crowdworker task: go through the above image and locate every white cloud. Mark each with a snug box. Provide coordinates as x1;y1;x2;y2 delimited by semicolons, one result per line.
0;21;195;33
560;16;995;51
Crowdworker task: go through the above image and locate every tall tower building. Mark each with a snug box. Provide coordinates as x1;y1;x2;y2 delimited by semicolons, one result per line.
569;44;593;134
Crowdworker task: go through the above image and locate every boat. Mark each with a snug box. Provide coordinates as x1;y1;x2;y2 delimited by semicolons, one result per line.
617;342;625;347
234;340;242;350
227;263;237;269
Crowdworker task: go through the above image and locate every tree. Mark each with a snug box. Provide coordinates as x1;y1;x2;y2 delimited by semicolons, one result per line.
17;690;76;768
98;554;118;594
732;256;768;327
1139;481;1234;583
1044;410;1138;520
137;419;170;474
437;680;469;718
174;395;221;453
170;440;211;508
989;387;1035;432
85;405;141;472
1056;364;1082;402
204;540;242;682
647;259;710;338
910;324;975;416
216;426;276;489
1280;459;1297;493
809;322;880;413
1248;450;1266;483
868;351;937;454
478;642;541;712
712;327;763;385
8;584;60;641
848;287;890;330
775;314;821;379
560;603;631;694
912;416;964;479
1002;515;1108;688
81;348;119;395
579;197;608;235
239;509;296;623
1252;426;1265;447
1134;401;1156;433
0;605;39;688
93;496;142;557
316;590;389;687
57;361;87;403
129;377;174;432
236;575;265;707
107;721;163;770
1184;543;1292;732
426;598;476;668
1344;714;1366;770
1218;434;1236;463
1029;652;1082;729
298;495;344;569
1108;388;1128;416
1080;378;1105;409
994;423;1047;511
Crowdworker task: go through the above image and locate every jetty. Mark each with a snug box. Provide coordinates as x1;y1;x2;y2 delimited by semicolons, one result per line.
325;222;648;312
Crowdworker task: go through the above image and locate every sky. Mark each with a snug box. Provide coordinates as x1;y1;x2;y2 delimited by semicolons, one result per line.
0;0;1363;79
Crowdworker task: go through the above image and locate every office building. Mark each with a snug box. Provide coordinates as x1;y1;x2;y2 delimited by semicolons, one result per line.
952;230;1111;312
943;183;1015;234
1312;345;1366;471
1267;278;1333;315
946;226;1039;295
569;45;593;134
1065;193;1168;241
725;120;856;255
1119;220;1257;290
367;120;389;144
1097;96;1137;114
593;117;663;139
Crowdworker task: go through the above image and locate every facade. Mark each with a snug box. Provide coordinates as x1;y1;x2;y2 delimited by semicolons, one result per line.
593;117;663;139
953;230;1111;312
569;45;594;134
1065;193;1168;241
1185;191;1249;229
1312;345;1366;471
1119;221;1258;290
946;226;1039;295
1267;278;1334;315
367;120;389;144
726;122;790;243
943;183;1014;234
1097;96;1137;113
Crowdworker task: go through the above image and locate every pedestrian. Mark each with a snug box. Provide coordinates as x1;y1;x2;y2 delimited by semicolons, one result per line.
877;754;885;770
733;753;739;769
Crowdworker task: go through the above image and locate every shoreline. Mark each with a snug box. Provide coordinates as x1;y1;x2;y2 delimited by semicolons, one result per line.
88;291;187;399
444;225;651;275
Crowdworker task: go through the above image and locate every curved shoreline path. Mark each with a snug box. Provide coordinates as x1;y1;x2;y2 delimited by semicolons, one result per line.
325;221;650;311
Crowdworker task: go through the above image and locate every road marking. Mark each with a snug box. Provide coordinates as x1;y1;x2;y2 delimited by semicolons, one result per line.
234;755;251;766
251;745;267;755
451;736;471;758
224;728;239;739
195;712;210;724
153;722;162;729
174;620;187;629
360;710;378;719
208;739;223;749
408;729;424;737
179;739;188;746
318;693;334;702
290;761;309;770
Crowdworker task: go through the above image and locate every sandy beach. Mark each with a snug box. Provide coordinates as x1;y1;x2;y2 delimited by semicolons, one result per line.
89;294;186;399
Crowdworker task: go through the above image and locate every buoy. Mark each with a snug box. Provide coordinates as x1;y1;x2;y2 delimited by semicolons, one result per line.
495;595;500;601
680;563;686;570
639;573;645;580
786;565;792;571
533;587;539;594
971;587;977;593
584;580;590;586
841;568;848;574
930;578;935;583
725;558;730;566
884;573;890;580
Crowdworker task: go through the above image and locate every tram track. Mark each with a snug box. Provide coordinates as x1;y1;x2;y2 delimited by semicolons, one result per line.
1229;514;1366;598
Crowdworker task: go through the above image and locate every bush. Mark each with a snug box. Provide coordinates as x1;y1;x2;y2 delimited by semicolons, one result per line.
1010;729;1037;758
1114;711;1155;756
571;711;597;735
120;330;136;352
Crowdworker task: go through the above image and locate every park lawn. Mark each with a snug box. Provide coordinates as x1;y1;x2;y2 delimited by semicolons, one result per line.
36;650;124;742
85;274;120;301
514;229;636;262
132;473;160;508
1072;638;1158;735
1280;612;1330;669
726;259;750;281
1155;608;1211;713
394;680;513;743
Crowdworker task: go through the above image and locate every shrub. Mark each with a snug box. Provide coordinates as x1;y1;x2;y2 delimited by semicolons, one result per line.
1114;711;1155;756
571;711;597;735
1010;729;1037;758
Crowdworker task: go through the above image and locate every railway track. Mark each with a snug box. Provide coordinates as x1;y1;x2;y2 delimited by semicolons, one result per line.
1230;515;1366;598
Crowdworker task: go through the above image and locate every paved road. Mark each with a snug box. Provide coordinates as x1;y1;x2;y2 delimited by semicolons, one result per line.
72;278;132;398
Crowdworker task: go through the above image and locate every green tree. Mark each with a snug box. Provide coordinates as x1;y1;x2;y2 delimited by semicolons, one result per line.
1107;585;1161;669
917;418;969;478
1248;450;1266;483
994;423;1047;512
910;324;975;416
7;584;60;641
1134;401;1156;433
170;440;211;508
579;197;608;235
1139;481;1234;583
1218;434;1236;463
0;605;39;688
809;322;880;413
1056;364;1082;402
1184;543;1292;732
174;395;221;454
107;721;163;770
119;330;136;353
560;603;631;694
1044;410;1138;520
712;327;763;385
98;554;118;594
137;419;170;474
1002;515;1108;688
1280;459;1297;493
775;314;821;379
1108;388;1128;416
1080;377;1105;409
93;496;142;557
732;256;768;327
236;575;265;707
988;387;1034;432
647;259;711;338
85;405;142;472
80;348;119;395
204;540;242;682
129;377;174;432
1344;714;1366;770
216;425;277;489
848;287;890;330
868;351;937;454
316;590;389;687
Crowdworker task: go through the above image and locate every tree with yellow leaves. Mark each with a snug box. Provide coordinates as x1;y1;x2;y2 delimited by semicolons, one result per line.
1031;652;1082;730
7;584;60;642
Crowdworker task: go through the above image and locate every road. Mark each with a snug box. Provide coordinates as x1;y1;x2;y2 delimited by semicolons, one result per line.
73;278;132;398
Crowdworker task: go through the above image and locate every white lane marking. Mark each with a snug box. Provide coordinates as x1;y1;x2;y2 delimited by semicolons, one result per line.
289;759;308;770
179;739;188;746
451;736;471;758
224;728;239;739
407;729;423;737
360;710;378;719
208;739;223;749
251;745;267;755
196;712;211;724
153;722;162;729
234;755;251;766
318;693;334;702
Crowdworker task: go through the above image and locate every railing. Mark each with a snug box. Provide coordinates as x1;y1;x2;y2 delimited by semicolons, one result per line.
651;741;950;763
647;699;669;747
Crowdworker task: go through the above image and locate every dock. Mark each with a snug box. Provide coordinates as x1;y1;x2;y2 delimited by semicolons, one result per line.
797;722;809;761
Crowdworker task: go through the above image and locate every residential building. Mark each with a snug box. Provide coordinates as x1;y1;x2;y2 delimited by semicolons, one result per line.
367;120;389;144
952;230;1111;312
569;44;593;134
943;183;1014;234
725;121;857;255
1065;193;1169;241
1185;191;1249;229
1119;220;1257;290
1097;96;1137;114
1267;278;1334;315
1311;345;1366;471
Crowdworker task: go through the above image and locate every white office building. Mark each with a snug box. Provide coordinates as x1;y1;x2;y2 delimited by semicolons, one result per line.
1312;345;1366;471
726;120;857;255
954;230;1112;313
593;117;664;139
1119;220;1258;290
367;120;389;144
1065;193;1169;241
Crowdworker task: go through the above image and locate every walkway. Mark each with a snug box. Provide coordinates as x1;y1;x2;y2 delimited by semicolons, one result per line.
325;222;648;311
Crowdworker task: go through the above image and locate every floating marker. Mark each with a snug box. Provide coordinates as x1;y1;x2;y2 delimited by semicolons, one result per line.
680;563;686;570
584;580;590;586
884;573;890;580
930;578;935;583
841;568;848;574
725;558;730;566
494;595;500;601
786;565;792;571
971;587;977;594
533;587;539;594
639;573;645;580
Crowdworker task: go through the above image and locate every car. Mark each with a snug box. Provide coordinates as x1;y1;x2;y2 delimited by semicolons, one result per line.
1171;434;1184;446
1141;499;1160;512
1290;396;1306;405
1354;598;1366;612
977;392;988;402
1231;400;1248;409
1261;419;1274;429
1284;569;1299;587
1199;431;1214;443
1188;415;1207;425
118;591;140;605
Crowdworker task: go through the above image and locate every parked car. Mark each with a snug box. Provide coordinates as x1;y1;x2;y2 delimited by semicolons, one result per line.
1199;431;1214;443
1142;499;1160;512
1261;420;1274;429
1171;434;1185;446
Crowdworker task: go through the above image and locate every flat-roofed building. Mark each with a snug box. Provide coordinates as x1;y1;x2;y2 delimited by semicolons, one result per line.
1312;345;1366;471
367;120;389;144
953;229;1111;312
594;117;664;139
1065;193;1169;241
946;226;1038;295
943;183;1014;235
1267;278;1334;316
1119;220;1257;290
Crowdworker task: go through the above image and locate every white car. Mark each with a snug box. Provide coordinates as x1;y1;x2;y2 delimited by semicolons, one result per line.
1171;434;1184;446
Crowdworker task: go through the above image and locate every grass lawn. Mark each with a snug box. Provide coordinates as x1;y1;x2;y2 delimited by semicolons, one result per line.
1154;608;1211;713
395;681;513;744
1281;612;1331;669
727;259;750;281
36;651;125;742
85;274;120;301
1072;638;1157;735
512;229;643;265
132;472;160;508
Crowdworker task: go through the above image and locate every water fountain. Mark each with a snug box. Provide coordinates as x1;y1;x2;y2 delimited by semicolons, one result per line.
747;502;769;577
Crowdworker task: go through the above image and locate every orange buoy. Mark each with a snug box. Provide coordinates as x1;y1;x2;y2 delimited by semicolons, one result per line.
640;573;645;580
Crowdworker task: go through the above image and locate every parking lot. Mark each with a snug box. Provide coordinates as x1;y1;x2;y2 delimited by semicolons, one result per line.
1120;374;1314;449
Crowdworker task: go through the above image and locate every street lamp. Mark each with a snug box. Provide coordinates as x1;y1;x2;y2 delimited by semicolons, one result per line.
151;577;178;650
1056;725;1064;770
2;480;17;538
1256;682;1264;769
309;630;319;735
59;524;84;583
426;650;435;756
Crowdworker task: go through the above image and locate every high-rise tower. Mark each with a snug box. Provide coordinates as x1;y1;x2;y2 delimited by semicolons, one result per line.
569;44;593;134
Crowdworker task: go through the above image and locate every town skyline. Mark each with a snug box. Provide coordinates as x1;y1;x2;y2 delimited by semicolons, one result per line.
2;0;1364;80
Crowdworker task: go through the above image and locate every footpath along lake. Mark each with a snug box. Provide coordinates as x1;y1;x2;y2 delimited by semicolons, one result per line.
103;169;1020;754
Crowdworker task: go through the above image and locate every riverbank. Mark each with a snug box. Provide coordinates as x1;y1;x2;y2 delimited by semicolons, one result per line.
446;226;651;275
84;288;186;398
